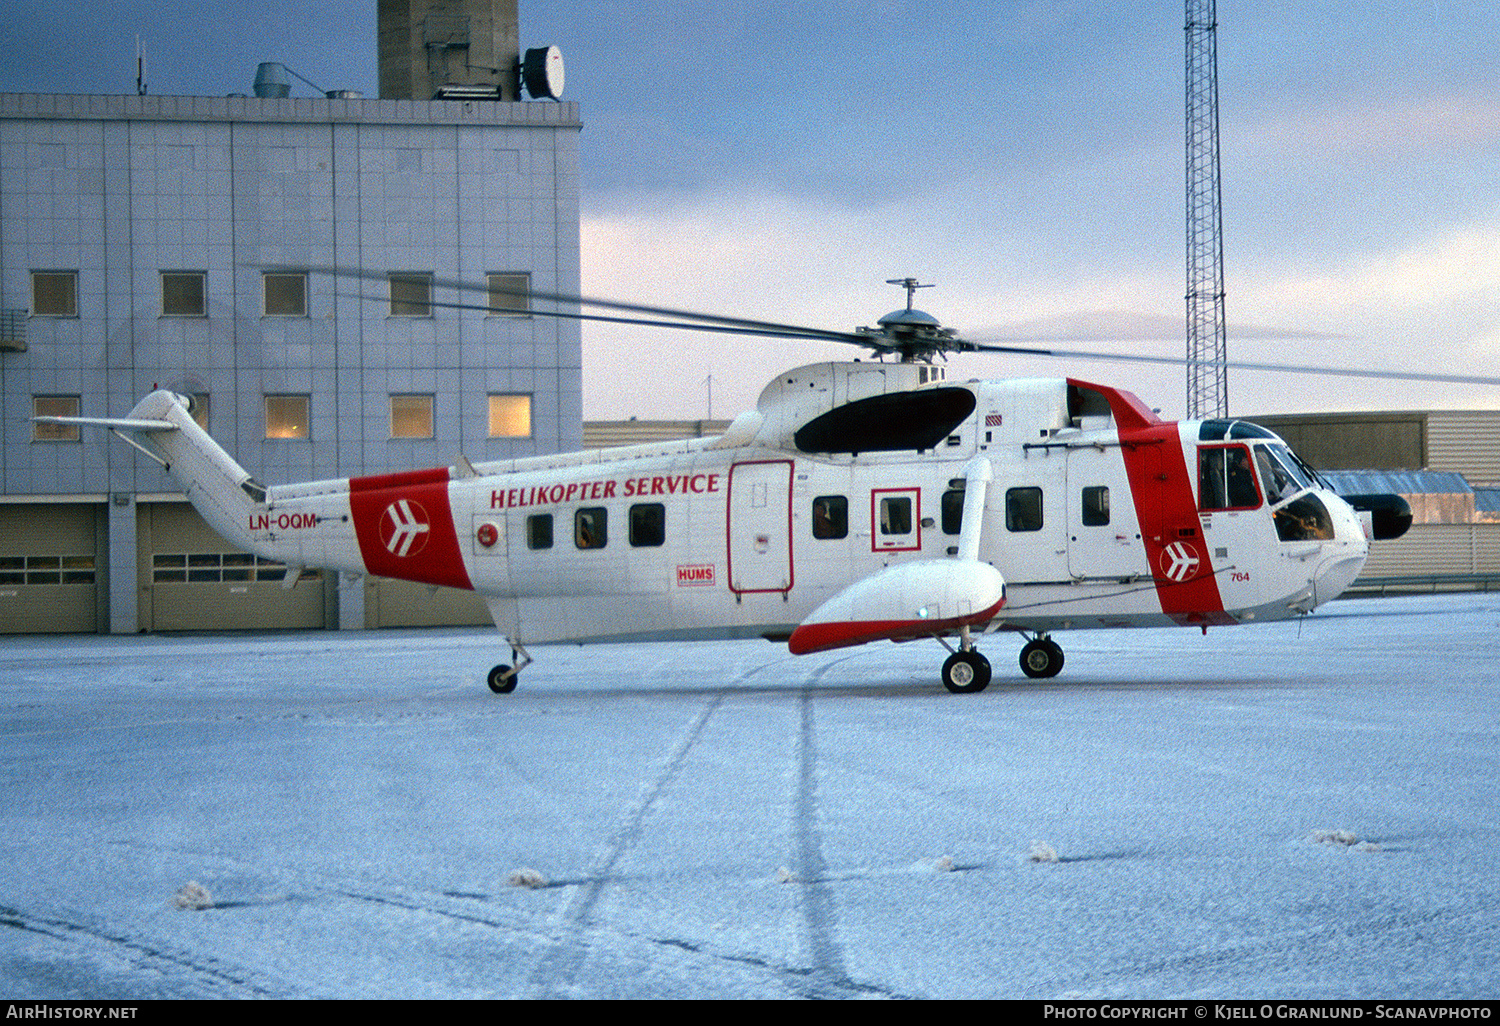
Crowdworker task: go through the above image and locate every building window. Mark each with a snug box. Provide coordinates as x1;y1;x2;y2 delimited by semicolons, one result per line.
575;507;607;549
151;552;312;584
487;272;530;316
0;554;95;585
390;394;434;439
265;394;310;439
629;503;666;547
32;395;80;441
263;272;307;316
31;271;77;317
488;394;532;437
389;272;432;317
161;271;206;317
188;393;210;431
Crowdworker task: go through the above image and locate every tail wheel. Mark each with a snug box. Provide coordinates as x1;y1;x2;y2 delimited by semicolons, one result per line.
1019;638;1064;679
941;650;992;694
487;664;518;694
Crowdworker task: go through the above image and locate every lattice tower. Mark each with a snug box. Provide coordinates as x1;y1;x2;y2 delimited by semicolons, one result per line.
1185;0;1228;419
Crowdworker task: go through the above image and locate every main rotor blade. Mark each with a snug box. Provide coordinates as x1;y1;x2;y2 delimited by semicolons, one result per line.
339;293;867;344
306;265;869;346
960;339;1500;388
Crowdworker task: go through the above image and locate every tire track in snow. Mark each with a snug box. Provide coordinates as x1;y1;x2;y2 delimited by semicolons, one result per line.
789;662;857;999
0;902;281;998
524;668;739;997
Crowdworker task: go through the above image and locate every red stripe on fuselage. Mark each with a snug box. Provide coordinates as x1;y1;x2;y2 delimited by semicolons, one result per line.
348;467;473;591
1071;379;1228;625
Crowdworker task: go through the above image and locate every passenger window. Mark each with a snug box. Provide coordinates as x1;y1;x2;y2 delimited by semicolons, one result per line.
1006;487;1043;532
1199;445;1260;511
812;495;848;539
1082;486;1110;526
575;507;607;549
629;503;665;547
527;513;553;550
941;488;964;535
879;496;912;535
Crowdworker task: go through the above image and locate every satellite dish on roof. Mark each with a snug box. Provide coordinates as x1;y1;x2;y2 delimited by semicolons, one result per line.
522;46;565;100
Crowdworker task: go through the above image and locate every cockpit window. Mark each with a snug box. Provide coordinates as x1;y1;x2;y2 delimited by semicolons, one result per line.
1254;444;1312;505
1274;494;1335;541
1199;444;1261;510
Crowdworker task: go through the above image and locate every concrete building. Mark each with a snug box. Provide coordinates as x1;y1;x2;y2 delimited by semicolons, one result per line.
0;82;581;633
380;0;522;102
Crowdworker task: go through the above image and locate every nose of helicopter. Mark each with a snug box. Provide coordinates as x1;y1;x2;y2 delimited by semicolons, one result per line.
1308;492;1370;606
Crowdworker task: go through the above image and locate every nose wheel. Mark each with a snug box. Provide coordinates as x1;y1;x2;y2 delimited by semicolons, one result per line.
1019;636;1065;679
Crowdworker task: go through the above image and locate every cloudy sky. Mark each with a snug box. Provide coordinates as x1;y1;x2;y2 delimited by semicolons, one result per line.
5;1;1500;420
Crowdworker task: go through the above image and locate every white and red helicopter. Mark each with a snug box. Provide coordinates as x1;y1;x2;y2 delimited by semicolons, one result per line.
47;276;1459;694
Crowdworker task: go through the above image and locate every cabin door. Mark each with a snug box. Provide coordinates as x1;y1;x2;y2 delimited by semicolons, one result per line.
726;460;794;595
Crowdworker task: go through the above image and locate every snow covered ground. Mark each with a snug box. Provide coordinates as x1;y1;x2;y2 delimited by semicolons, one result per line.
1;593;1497;999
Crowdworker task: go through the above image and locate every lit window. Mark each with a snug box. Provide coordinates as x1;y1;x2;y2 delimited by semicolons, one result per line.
487;272;530;316
31;271;77;317
32;395;80;441
390;394;434;439
389;272;432;317
162;271;206;317
265;394;310;439
263;272;307;316
188;393;210;431
488;394;532;437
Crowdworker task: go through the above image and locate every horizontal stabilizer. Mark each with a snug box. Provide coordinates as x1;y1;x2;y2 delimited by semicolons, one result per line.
788;560;1005;655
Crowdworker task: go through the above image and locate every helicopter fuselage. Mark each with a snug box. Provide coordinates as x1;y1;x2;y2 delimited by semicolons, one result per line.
223;361;1370;666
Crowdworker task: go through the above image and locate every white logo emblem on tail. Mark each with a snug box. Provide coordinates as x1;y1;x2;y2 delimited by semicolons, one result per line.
380;499;431;557
1159;540;1202;582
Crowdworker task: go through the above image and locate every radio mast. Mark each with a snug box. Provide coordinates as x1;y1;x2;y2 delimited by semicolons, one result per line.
1185;0;1228;419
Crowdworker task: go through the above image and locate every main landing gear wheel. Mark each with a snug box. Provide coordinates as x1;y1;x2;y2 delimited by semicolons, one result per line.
942;650;992;694
487;664;518;694
1019;638;1065;679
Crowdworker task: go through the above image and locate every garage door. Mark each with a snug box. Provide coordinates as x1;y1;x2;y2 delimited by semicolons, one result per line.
137;502;326;631
0;503;101;633
364;576;491;628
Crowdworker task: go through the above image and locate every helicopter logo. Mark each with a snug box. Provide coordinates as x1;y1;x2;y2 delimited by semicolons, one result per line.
380;498;431;557
1159;540;1202;583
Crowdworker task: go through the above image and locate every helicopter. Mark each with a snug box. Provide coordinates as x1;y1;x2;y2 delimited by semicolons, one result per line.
47;274;1490;695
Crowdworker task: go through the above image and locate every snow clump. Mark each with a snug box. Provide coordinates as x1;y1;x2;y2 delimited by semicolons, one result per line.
1310;829;1359;846
171;881;214;910
506;868;548;889
1027;841;1059;863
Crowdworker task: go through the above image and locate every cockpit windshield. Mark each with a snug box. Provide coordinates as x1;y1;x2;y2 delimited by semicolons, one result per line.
1254;444;1313;505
